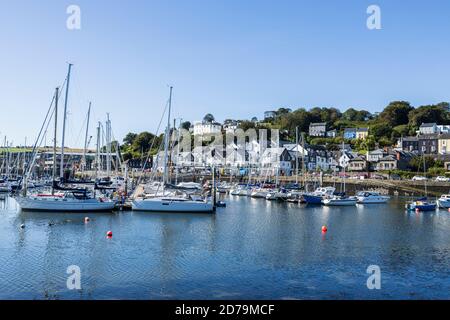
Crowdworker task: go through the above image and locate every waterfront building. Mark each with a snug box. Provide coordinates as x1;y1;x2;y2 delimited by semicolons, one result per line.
397;136;419;153
367;149;389;162
418;134;439;154
374;151;414;171
347;155;368;172
438;133;450;154
309;122;327;137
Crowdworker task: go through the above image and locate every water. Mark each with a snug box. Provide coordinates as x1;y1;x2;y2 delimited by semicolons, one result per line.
1;195;450;300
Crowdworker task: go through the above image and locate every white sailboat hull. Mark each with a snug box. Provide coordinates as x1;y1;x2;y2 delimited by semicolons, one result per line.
356;196;390;204
15;196;116;212
132;198;214;213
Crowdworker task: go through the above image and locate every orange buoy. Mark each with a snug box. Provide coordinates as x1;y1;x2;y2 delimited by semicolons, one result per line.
106;231;113;238
322;226;328;233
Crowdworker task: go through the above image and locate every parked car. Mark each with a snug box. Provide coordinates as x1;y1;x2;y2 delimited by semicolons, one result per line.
390;174;402;180
435;176;450;182
412;176;427;181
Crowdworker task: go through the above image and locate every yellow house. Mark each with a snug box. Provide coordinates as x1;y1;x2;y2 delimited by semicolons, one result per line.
438;133;450;154
356;128;369;140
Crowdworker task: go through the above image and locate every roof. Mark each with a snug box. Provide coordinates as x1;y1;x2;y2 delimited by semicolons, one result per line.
357;127;369;132
439;133;450;139
309;122;327;126
344;128;357;133
418;134;439;140
379;155;397;161
401;136;418;142
420;123;437;127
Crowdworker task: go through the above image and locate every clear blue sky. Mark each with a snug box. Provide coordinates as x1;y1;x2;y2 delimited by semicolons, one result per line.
1;0;449;147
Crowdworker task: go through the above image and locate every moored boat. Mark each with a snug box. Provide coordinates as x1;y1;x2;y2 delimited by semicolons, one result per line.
356;191;390;204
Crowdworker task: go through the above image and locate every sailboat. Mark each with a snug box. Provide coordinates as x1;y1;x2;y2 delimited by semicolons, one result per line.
16;65;115;212
322;143;356;206
131;87;214;213
405;153;436;212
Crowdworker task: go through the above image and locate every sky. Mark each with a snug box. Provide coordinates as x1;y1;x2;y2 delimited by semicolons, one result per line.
0;0;450;148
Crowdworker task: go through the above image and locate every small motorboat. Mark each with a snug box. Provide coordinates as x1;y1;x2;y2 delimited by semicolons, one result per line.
405;198;437;211
437;194;450;208
356;191;390;204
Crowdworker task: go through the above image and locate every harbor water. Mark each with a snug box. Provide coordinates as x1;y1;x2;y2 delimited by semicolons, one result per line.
1;195;450;299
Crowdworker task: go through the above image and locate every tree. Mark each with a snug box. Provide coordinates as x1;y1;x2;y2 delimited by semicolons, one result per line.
180;121;191;130
123;132;137;146
408;104;450;127
343;108;371;122
203;113;215;123
370;123;392;139
379;101;413;127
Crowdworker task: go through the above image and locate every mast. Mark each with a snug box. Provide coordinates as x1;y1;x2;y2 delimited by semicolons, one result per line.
295;126;299;184
106;113;111;177
52;87;59;195
82;102;91;172
60;63;73;180
163;86;173;184
95;121;101;179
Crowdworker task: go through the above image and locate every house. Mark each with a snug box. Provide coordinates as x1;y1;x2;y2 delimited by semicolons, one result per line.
264;111;277;120
347;155;368;172
374;151;414;171
397;136;419;153
344;128;369;140
260;147;293;175
356;128;369;140
343;128;357;139
223;120;238;134
193;120;222;136
418;134;439;154
438;133;450;154
367;149;389;162
418;123;438;135
309;122;327;137
339;150;358;168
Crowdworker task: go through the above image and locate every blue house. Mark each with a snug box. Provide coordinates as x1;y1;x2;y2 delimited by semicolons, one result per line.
344;128;357;139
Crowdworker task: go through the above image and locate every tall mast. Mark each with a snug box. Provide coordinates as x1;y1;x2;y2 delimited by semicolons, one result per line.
52;87;59;194
106;113;111;176
295;126;299;184
163;86;173;184
60;63;73;180
95;121;101;179
82;102;91;172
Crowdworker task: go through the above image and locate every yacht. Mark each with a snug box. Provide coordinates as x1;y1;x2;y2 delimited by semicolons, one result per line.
16;190;115;212
132;194;213;212
356;191;390;204
131;87;214;213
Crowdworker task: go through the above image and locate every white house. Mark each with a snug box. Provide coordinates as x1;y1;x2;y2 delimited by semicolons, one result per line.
193;121;222;135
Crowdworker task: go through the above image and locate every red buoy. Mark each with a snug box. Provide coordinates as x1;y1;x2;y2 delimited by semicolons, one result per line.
322;226;328;233
106;231;113;238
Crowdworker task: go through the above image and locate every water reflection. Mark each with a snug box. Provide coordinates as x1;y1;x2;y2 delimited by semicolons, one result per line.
0;196;449;299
